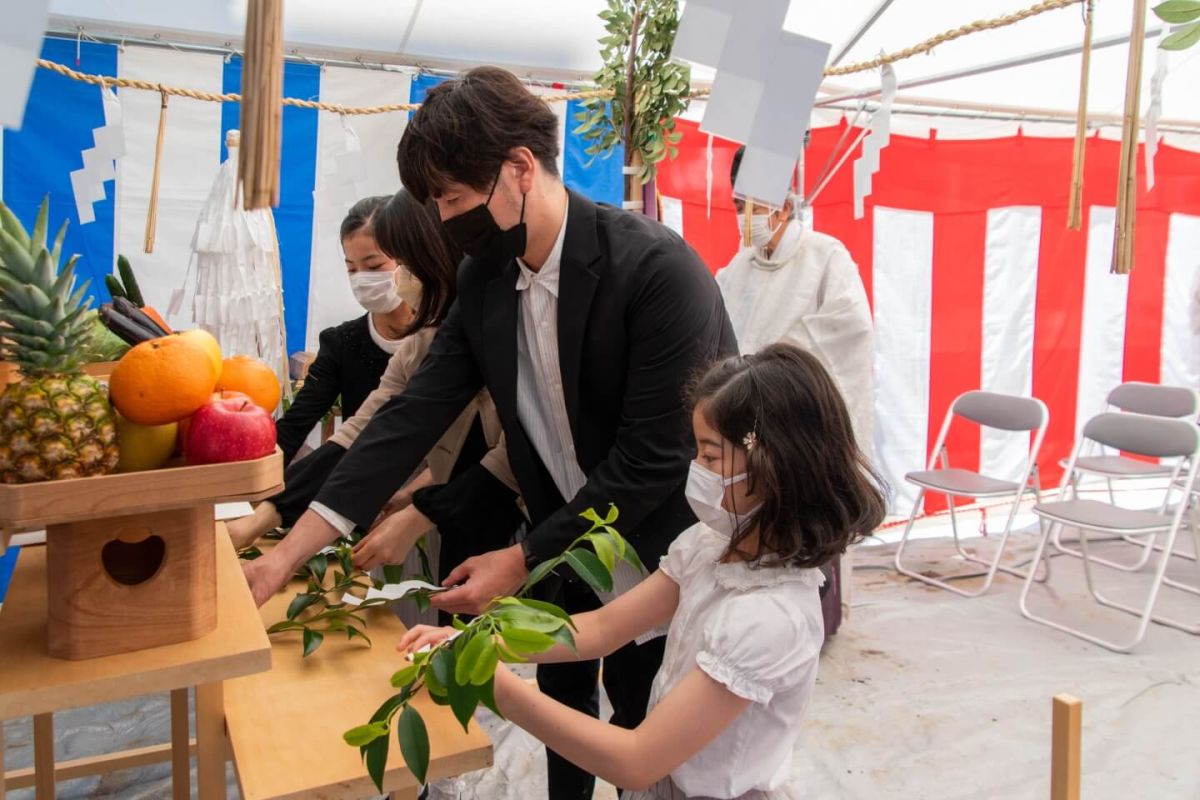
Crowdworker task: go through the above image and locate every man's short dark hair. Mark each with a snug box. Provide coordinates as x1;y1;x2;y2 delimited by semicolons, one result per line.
397;66;561;202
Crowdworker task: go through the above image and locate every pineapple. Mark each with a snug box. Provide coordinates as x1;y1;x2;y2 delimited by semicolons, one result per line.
0;198;118;483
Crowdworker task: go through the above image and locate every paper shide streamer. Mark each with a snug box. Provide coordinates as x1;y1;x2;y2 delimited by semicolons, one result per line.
69;84;125;225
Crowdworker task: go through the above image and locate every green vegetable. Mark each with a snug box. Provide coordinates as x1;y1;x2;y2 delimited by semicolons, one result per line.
82;313;129;362
117;254;145;306
104;274;127;300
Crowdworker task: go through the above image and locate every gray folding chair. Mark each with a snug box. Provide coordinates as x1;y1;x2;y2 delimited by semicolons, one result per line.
1054;382;1200;571
894;390;1050;597
1020;412;1200;653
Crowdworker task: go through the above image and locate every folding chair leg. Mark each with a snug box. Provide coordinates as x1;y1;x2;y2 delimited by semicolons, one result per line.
1084;527;1199;637
1054;526;1155;572
895;489;1004;598
1021;522;1152;653
949;489;1048;583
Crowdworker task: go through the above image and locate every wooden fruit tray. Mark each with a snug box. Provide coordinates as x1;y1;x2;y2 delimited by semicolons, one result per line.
0;450;283;660
0;449;284;536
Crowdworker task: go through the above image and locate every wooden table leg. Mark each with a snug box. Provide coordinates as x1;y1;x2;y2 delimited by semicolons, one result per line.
196;682;226;800
32;713;54;800
171;689;191;800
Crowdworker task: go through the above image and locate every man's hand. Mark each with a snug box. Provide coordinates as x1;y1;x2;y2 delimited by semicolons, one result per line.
242;554;291;608
352;505;431;572
431;544;529;615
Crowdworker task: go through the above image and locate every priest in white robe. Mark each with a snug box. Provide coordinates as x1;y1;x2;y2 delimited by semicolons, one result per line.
717;146;876;460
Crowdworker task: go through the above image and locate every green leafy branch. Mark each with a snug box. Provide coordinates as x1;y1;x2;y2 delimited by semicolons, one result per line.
1155;1;1200;50
573;0;691;184
264;539;387;657
343;505;644;792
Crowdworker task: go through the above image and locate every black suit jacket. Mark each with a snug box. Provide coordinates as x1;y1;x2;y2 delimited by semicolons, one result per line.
315;190;737;567
275;314;391;464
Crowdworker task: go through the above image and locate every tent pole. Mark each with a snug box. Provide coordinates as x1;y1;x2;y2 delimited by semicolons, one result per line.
828;0;898;68
816;26;1165;108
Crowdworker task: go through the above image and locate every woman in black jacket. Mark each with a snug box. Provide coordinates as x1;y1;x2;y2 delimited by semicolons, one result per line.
274;195;421;463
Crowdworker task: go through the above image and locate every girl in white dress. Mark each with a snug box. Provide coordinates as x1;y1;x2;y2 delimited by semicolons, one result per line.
399;343;887;799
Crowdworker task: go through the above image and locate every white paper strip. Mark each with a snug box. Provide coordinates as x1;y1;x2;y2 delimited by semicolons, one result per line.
705;133;714;219
0;0;49;130
673;0;827;208
341;580;447;607
1144;28;1168;190
853;64;896;220
69;85;125;225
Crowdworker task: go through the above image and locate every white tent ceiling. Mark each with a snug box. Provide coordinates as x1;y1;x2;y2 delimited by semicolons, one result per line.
47;1;1200;135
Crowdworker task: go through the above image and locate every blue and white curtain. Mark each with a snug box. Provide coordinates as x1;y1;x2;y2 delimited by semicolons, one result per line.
1;37;625;355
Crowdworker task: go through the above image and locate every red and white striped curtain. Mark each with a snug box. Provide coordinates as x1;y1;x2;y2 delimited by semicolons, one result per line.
658;119;1200;512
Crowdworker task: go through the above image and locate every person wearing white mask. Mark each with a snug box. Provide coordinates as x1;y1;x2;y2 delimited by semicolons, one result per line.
234;190;525;628
717;146;875;462
273;195;412;464
397;345;886;800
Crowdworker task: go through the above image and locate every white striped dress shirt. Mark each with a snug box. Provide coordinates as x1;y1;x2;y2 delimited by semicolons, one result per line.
515;206;649;616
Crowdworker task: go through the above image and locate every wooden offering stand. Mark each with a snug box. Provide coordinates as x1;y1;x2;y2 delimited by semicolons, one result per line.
0;450;283;660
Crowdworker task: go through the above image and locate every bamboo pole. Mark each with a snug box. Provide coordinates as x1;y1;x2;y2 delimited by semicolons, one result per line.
238;0;285;210
1112;0;1148;274
1067;0;1094;231
144;89;169;253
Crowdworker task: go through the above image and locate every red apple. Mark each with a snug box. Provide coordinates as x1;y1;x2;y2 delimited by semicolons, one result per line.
184;395;277;465
176;391;253;456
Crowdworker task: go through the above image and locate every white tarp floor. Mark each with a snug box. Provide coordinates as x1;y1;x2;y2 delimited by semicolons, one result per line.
4;522;1199;799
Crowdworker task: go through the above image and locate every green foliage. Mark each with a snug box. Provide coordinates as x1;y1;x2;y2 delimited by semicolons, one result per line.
574;0;690;184
344;505;644;792
1155;1;1200;49
262;537;388;658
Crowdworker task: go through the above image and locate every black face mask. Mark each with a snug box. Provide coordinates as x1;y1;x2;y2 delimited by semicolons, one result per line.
442;170;527;261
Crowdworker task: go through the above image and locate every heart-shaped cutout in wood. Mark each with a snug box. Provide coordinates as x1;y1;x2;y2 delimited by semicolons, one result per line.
101;528;166;586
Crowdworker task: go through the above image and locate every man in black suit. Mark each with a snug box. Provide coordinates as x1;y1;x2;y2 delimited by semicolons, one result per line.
251;66;735;798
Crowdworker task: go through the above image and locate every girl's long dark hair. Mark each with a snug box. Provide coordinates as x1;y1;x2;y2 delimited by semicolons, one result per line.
690;343;887;569
367;188;463;335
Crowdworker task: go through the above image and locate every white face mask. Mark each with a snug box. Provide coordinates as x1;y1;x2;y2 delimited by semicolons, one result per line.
392;266;423;310
685;461;757;538
735;203;790;249
349;270;403;314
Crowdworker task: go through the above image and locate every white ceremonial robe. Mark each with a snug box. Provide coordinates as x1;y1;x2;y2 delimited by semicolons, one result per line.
717;222;875;459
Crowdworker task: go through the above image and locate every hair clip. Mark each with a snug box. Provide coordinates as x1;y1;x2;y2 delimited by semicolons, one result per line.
742;431;758;452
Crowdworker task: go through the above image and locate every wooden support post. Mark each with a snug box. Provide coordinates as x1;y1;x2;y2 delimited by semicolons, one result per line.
196;682;227;800
171;688;191;800
6;740;197;791
1051;694;1082;800
32;714;54;800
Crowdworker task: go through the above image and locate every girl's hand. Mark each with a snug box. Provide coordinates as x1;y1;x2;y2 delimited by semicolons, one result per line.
396;625;457;655
352;506;428;571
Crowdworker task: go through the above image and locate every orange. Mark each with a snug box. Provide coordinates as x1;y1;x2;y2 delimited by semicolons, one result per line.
175;329;222;381
215;356;281;414
109;337;220;425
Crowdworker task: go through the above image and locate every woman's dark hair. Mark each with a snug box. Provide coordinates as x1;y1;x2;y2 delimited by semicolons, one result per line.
340;195;390;241
690;343;887;570
397;66;561;202
371;188;463;334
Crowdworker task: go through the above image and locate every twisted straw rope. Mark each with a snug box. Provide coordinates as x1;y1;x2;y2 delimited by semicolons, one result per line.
36;0;1080;114
36;58;611;112
824;0;1081;77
